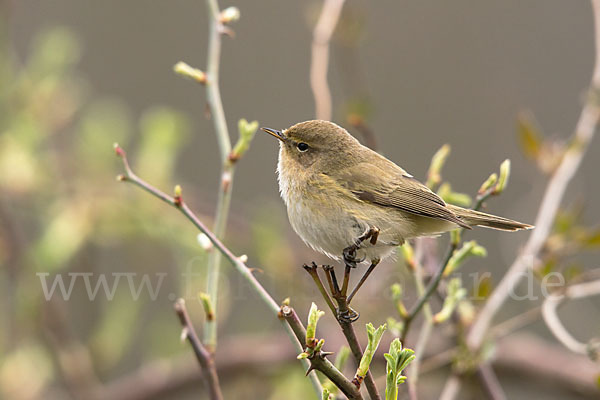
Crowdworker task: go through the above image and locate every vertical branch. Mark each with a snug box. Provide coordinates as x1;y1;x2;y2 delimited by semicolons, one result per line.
310;0;346;120
466;0;600;352
203;0;233;351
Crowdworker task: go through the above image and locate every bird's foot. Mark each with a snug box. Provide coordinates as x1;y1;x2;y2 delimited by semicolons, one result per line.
336;306;360;323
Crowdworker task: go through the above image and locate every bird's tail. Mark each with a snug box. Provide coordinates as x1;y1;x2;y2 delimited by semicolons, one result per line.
447;204;534;232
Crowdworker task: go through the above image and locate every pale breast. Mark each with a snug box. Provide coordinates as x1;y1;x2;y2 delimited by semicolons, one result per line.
278;154;407;261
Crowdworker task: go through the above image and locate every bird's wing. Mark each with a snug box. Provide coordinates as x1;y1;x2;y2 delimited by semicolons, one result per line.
335;161;471;229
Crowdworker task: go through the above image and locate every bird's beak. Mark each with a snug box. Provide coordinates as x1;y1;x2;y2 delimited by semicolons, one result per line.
261;127;286;142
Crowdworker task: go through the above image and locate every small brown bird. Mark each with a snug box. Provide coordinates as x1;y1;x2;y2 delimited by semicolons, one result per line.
262;120;532;265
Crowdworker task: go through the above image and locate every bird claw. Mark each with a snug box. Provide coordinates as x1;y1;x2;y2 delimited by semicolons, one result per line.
337;307;360;323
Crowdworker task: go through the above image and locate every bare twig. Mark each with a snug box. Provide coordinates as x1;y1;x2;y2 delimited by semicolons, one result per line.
401;243;456;344
114;145;323;396
466;0;600;352
311;0;345;120
542;279;600;357
174;299;223;400
439;374;461;400
476;364;507;400
203;0;234;351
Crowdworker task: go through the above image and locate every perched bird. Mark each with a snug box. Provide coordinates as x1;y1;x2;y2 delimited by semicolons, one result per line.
262;120;532;268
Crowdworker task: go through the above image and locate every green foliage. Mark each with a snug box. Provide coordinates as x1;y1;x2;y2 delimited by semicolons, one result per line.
384;339;415;400
306;302;325;346
356;323;386;379
437;183;472;207
444;240;488;277
231;118;259;161
433;278;467;324
495;159;511;195
426;144;451;189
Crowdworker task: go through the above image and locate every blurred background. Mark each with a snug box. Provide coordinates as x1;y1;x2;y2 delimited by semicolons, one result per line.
1;0;599;399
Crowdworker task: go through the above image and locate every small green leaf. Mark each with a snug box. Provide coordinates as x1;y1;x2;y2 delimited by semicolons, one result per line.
306;303;325;346
495;159;511;194
478;173;498;195
356;323;387;378
384;339;415;400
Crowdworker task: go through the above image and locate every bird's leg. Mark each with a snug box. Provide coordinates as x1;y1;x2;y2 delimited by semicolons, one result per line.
342;226;380;267
322;265;360;323
347;258;381;305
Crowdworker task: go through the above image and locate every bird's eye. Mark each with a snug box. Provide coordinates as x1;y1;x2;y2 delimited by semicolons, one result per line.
297;142;309;152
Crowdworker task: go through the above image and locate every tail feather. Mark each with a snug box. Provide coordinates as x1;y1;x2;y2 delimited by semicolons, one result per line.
447;205;534;232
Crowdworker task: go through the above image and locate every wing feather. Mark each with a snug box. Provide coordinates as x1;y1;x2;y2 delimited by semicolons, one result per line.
336;161;471;229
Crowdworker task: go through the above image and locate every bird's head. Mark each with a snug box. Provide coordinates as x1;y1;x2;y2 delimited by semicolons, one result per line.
261;120;362;171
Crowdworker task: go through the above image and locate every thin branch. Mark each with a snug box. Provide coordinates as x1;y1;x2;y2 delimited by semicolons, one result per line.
174;299;223;400
310;0;345;120
541;279;600;357
466;0;600;352
476;364;507;400
401;243;456;344
439;374;461;400
280;305;364;400
203;0;234;351
114;145;323;397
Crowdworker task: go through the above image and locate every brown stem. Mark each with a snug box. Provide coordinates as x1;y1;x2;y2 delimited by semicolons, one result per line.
305;264;381;399
174;299;223;400
476;364;507;400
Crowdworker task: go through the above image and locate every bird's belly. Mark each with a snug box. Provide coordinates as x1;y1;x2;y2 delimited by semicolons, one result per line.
286;193;402;261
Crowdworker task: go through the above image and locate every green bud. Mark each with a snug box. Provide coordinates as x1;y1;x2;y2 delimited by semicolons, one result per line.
306;303;325;346
433;278;467;323
426;144;451;189
219;6;240;24
444;241;487;277
495;159;511;194
384;339;416;400
173;61;206;84
356;323;387;379
437;183;472;207
322;388;332;400
400;243;415;270
478;172;498;195
230;119;259;161
390;285;408;318
198;292;215;321
391;283;402;301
